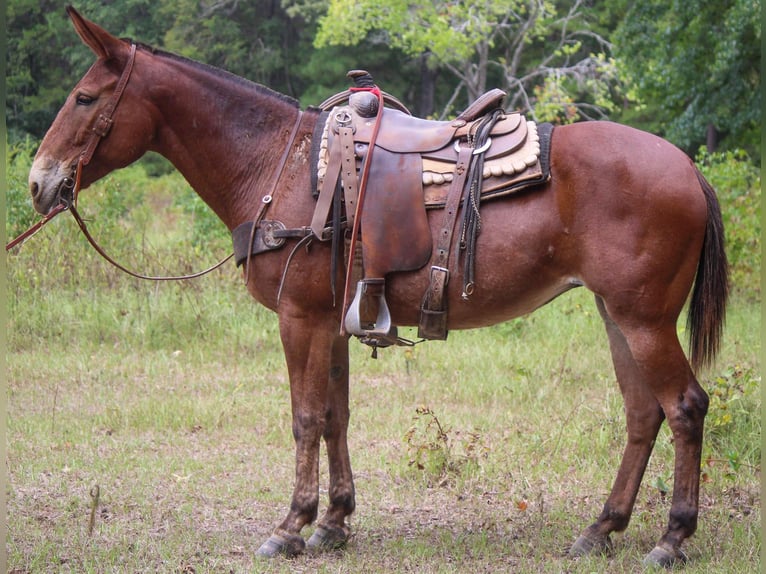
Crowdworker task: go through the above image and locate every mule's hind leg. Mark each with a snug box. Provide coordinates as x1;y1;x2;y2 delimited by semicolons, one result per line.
570;296;665;557
578;297;709;567
307;334;356;551
630;336;709;567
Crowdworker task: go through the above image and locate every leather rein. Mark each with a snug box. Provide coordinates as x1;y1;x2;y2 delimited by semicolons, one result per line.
6;43;234;281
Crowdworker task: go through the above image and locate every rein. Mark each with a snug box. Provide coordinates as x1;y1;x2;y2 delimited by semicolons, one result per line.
6;43;233;280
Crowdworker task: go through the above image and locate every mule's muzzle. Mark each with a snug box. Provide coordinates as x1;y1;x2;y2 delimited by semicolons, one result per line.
31;167;77;215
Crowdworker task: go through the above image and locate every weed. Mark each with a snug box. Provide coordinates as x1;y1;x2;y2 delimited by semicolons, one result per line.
702;364;761;480
706;365;759;434
404;406;488;485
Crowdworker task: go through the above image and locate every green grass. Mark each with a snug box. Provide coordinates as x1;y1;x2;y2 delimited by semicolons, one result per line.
6;160;761;573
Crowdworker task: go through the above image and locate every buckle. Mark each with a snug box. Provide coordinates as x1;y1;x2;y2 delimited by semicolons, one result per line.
430;265;449;284
92;113;114;137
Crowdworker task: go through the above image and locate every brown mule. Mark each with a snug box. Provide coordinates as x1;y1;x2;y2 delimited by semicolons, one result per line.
26;8;727;567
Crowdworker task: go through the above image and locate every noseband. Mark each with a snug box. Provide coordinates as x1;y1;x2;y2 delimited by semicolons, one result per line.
7;43;233;279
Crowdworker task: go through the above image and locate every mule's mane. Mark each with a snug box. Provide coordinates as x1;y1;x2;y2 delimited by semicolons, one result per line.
131;40;300;109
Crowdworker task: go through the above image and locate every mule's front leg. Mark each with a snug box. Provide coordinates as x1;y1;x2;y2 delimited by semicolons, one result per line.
307;334;355;551
256;315;339;557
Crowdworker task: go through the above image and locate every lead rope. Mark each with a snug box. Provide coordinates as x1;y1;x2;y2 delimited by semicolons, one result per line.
68;200;234;280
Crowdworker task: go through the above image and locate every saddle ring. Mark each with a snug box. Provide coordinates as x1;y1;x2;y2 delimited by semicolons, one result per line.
454;137;492;155
334;109;353;127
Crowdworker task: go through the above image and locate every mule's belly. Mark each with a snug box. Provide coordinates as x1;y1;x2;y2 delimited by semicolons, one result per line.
384;189;577;328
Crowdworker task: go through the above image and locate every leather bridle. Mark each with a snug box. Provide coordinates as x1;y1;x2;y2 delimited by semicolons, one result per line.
7;43;234;280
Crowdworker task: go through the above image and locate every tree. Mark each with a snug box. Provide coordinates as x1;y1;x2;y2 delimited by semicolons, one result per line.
613;0;760;156
315;0;622;122
6;0;169;141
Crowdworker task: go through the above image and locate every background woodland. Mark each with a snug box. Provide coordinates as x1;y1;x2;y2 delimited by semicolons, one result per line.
6;0;761;161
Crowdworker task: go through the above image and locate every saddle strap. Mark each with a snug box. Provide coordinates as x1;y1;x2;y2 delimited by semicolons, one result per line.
311;126;345;239
418;143;474;339
339;126;359;227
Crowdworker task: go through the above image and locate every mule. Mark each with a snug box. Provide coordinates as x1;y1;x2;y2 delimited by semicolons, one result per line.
26;8;727;567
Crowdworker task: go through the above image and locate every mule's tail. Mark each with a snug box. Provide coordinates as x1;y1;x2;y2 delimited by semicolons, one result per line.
687;169;729;373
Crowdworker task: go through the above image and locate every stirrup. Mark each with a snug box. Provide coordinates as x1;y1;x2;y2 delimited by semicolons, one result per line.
344;278;392;337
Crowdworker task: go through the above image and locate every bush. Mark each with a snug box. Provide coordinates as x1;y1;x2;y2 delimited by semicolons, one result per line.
696;148;761;299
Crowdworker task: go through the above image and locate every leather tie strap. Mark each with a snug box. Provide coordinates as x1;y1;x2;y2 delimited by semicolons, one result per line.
418;143;474;339
338;125;359;227
310;121;345;239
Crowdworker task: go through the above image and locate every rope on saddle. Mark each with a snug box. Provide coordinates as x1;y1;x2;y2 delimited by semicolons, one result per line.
458;108;504;298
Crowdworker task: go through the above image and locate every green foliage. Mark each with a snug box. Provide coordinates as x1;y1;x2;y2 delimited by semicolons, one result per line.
705;365;759;438
7;0;761;157
703;364;761;475
172;182;231;249
6;138;41;239
317;0;511;63
317;0;623;119
696;148;761;298
614;0;760;156
6;0;169;140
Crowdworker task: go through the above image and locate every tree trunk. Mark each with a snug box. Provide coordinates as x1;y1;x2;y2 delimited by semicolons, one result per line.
706;123;719;153
417;53;437;118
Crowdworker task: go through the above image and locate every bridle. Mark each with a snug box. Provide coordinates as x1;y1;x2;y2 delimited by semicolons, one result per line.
6;42;233;280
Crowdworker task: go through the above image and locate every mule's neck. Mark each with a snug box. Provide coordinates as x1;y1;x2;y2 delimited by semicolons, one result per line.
144;51;304;230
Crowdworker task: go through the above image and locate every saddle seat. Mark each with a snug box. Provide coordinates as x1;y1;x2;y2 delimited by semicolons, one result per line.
352;107;524;157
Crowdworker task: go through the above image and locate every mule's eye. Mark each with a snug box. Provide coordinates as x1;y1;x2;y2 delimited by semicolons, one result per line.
76;94;96;106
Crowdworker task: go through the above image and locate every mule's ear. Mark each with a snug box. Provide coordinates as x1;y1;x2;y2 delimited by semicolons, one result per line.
66;6;126;60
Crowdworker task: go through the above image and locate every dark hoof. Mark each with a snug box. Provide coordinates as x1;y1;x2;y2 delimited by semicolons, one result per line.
307;524;349;551
642;545;688;569
255;531;306;558
569;533;613;558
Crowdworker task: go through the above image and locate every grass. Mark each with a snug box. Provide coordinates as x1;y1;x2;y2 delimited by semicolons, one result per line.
7;290;760;572
6;162;761;573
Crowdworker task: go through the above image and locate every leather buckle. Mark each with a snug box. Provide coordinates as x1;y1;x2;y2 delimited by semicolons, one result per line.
92;114;114;137
430;265;449;285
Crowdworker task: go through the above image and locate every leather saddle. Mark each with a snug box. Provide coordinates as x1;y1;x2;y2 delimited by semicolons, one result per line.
310;74;552;344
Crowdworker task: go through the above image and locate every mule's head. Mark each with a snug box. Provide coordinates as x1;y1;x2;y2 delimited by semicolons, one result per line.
29;7;156;214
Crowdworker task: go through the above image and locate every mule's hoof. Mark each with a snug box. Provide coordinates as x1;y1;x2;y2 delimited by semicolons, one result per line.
255;531;306;558
307;524;349;551
642;545;688;569
569;533;612;557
